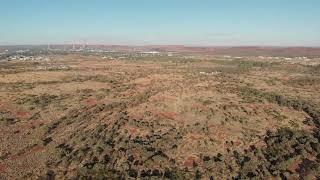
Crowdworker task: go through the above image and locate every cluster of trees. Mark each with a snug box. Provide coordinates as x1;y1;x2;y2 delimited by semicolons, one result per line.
237;87;320;127
234;128;320;179
39;87;320;179
44;127;320;179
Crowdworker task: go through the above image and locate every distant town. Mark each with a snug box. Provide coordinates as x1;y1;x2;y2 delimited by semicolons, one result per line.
1;45;320;67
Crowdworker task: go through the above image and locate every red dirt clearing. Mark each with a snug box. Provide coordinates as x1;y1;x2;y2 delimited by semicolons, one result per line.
84;98;98;106
0;164;7;173
157;111;183;122
183;155;201;169
16;111;31;119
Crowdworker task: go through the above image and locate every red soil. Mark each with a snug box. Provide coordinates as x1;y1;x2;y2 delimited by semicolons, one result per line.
0;164;7;173
9;145;45;161
184;156;196;168
149;94;177;102
183;155;201;169
15;111;31;120
129;112;144;120
157;111;183;122
189;133;205;141
287;159;302;173
192;103;209;111
208;124;228;139
128;127;137;135
14;120;43;132
85;98;98;106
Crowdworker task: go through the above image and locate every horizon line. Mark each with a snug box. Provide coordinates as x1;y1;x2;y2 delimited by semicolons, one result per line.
1;44;320;48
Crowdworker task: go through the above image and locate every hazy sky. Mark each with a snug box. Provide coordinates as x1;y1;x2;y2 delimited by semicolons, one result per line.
0;0;319;46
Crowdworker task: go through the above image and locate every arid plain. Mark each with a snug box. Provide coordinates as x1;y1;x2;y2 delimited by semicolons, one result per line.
0;53;320;179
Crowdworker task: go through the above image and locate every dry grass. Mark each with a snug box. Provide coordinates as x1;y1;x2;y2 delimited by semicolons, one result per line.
0;54;319;179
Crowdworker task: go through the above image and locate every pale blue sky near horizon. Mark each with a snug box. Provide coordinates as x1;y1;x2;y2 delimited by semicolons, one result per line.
0;0;319;46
